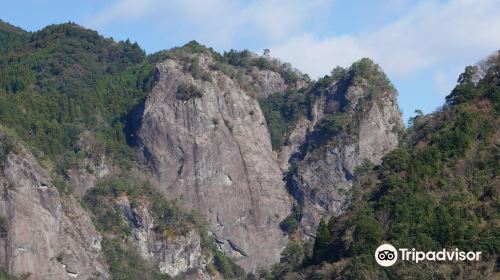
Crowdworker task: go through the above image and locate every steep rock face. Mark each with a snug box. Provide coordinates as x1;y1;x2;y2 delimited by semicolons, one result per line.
0;149;108;279
114;195;210;278
282;64;403;236
250;68;308;98
66;132;111;199
252;69;286;97
138;54;291;271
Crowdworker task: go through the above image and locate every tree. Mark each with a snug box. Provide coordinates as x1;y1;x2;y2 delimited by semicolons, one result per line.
263;48;270;56
314;218;331;252
457;65;478;85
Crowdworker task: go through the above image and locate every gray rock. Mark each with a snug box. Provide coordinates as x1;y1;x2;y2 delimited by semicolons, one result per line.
252;69;286;97
0;149;109;280
137;55;291;272
283;76;403;237
114;195;210;278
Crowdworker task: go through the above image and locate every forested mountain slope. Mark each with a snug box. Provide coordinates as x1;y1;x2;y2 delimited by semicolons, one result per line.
263;52;500;280
0;20;496;280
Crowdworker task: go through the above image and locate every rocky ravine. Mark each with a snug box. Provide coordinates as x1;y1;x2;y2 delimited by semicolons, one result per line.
138;54;293;272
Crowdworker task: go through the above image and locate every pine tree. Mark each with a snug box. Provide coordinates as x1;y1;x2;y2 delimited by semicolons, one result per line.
314;218;331;252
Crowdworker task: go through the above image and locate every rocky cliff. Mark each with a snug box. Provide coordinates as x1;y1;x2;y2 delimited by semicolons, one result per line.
270;52;500;280
137;52;293;272
136;48;404;272
278;60;403;236
0;145;109;280
114;195;210;279
0;22;406;278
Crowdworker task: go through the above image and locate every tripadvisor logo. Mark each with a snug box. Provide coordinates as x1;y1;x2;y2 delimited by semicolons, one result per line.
374;244;482;267
375;244;398;267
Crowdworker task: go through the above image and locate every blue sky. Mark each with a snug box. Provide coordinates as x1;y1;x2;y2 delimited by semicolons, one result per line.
2;0;500;122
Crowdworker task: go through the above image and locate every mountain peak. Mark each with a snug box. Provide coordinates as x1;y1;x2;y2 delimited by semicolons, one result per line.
0;19;29;51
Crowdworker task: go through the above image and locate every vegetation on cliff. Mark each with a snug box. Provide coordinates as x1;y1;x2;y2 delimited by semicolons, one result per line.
265;52;500;279
0;22;247;279
0;19;498;280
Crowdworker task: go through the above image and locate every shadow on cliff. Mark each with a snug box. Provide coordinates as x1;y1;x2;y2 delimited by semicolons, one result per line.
122;99;145;148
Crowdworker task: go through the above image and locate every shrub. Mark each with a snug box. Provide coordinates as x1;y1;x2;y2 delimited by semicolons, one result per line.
0;267;17;280
102;237;168;280
354;159;375;176
0;132;16;168
176;83;203;101
259;89;309;150
212;250;245;279
0;215;9;238
84;177;195;238
279;205;302;234
53;176;73;195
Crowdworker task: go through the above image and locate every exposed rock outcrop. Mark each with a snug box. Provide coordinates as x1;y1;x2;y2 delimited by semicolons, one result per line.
114;195;210;278
0;149;109;279
252;69;287;97
282;62;403;236
0;22;409;279
137;54;291;272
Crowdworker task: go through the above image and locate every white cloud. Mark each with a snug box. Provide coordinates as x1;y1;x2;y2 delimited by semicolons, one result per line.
270;0;500;81
433;67;463;96
90;0;156;27
86;0;333;48
87;0;500;98
270;34;368;77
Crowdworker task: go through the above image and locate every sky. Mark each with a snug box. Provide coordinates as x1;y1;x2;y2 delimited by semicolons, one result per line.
2;0;500;122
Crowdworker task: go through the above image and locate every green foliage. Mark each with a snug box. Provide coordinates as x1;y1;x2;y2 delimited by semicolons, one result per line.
281;241;304;266
354;159;375;176
223;49;255;68
259;89;310;150
0;23;154;168
350;58;375;79
221;49;302;86
267;241;306;278
83;176;221;279
182;56;212;82
53;175;73;195
149;40;216;64
0;215;9;238
0;131;16;168
84;174;246;279
212;250;245;279
292;60;500;279
102;237;169;280
279;205;302;234
313;219;331;253
0;20;29;52
307;114;345;150
84;176;194;237
446;66;479;105
280;215;298;235
263;58;393;153
176;83;203;101
0;267;17;280
349;215;383;256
